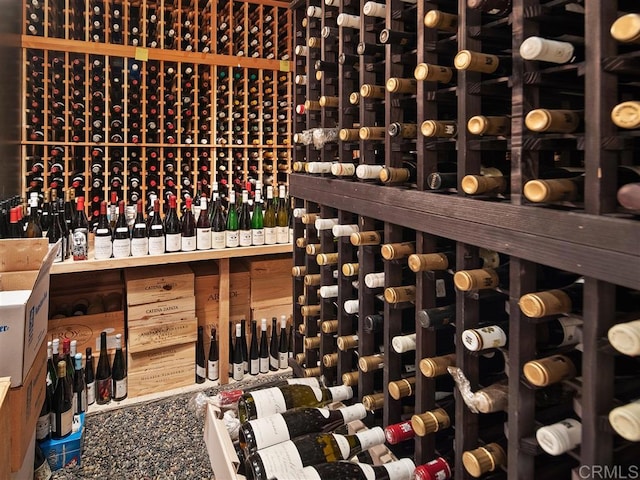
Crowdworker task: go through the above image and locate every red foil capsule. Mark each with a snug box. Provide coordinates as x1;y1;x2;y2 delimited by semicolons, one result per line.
384;420;415;445
415;457;453;480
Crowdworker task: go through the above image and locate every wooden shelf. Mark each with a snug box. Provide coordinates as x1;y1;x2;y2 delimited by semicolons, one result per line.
50;243;292;274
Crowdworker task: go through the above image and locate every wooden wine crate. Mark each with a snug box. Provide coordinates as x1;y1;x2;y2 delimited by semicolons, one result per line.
251;302;293;326
0;377;11;480
127;295;196;322
125;264;195;306
47;309;126;358
50;270;123;297
127;342;196;398
245;255;293;306
128;311;198;353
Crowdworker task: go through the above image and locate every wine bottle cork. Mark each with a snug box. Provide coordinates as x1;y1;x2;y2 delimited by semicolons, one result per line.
386;78;417;94
304;100;321;111
319;96;340;108
424;10;458;32
454;268;499;291
339;128;360;141
342;371;359;386
522;354;577;387
411;408;450;436
420;353;457;378
292;161;308;172
360;84;386;99
306;243;321;255
524;178;580;203
414;63;453;83
608;319;640;356
307;37;321;48
610;13;640;44
292;266;307;277
301;304;321;316
388;377;415;400
323;353;338;367
349;92;360;105
611;101;640;129
301;213;317;224
295;352;306;365
342;262;359;276
297;294;306;305
362;393;385;411
379;167;411;184
304;366;321;378
317;253;339;265
384;285;416;303
518;289;572;318
381;242;415;260
421;120;457;138
462;443;506;478
295;237;308;248
467;115;510;136
321;319;339;334
359;353;384;372
461;174;507;195
525;109;580;133
359;126;386;140
337;334;359;351
351;230;381;246
304;336;321;349
408;253;450;272
454;50;500;73
304;274;321;286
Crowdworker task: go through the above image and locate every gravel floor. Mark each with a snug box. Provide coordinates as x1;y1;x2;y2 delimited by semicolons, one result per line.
52;373;292;480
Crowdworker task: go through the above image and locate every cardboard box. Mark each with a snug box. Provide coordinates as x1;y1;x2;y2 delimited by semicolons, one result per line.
9;339;47;472
47;310;126;356
125;264;194;306
246;255;292;306
0;238;57;387
204;403;246;480
128;312;197;353
127;342;195;398
0;378;11;480
10;429;35;480
40;413;85;471
127;295;196;322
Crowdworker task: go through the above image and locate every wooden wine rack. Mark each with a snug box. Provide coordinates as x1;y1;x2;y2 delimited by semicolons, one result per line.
291;0;640;479
21;0;292;213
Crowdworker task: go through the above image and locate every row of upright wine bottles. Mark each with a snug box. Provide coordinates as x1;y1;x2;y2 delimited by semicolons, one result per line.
4;182;292;260
24;0;291;60
38;333;127;442
25;52;291;147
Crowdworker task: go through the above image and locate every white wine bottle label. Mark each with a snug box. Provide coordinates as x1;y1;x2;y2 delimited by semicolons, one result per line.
114;377;127;398
333;434;352;459
276;226;289;244
270;354;279;370
259;357;269;373
226;230;240;247
299;467;323;480
148;236;165;255
87;381;96;405
250;387;288;418
182;236;197;251
94;235;112;260
339;403;368;423
355;426;386;451
328;385;354;401
250;413;290;450
250;358;260;374
197;365;206;379
279;352;288;369
166;233;181;252
197;228;212;249
208;360;219;380
252;228;265;246
60;408;73;436
233;362;244;381
112;238;131;258
265;227;277;244
36;414;50;440
211;231;226;249
78;389;87;414
240;229;252;247
357;464;377;480
257;441;305;479
130;238;148;256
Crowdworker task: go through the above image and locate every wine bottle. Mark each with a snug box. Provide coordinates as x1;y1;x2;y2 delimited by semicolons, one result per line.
95;331;112;405
72;196;89;260
251;189;265;246
37;346;52;440
210;189;226;249
196;326;206;384
233;323;244;381
239;403;368;454
609;399;640;442
608;319;640;357
196;196;212;250
454;50;510;75
518;281;583;318
241;319;249;373
25;196;43;239
267;317;279;371
245;427;386;480
276;185;289;244
164;194;181;252
611;13;640;44
461;167;508;195
181;196;197;251
462;442;506;478
34;442;53;479
51;361;73;439
525;109;581;133
73;353;86;414
520;36;576;64
535;418;581;456
85;347;95;406
264;185;277;245
414;63;454;83
229;321;234;377
249;320;260;375
148;198;165;255
131;200;148;257
226;190;239;247
298;459;416;480
278;316;288;369
453;264;509;291
239;190;252;247
110;333;127;401
111;200;130;258
47;201;65;263
62;340;75;407
208;328;219;381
